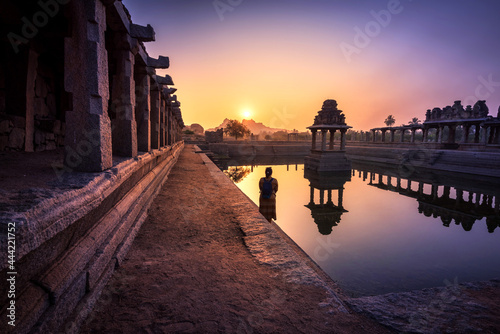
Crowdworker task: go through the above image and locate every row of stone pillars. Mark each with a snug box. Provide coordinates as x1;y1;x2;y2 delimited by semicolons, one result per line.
368;123;500;145
309;186;344;208
311;128;347;151
62;0;184;172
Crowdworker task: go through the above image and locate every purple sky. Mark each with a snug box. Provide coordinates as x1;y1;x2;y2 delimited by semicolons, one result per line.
122;0;500;130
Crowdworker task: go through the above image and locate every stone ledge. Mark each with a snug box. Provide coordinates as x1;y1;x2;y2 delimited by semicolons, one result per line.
197;147;348;314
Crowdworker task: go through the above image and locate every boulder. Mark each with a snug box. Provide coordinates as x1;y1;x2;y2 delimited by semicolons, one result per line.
8;127;25;149
0;120;13;133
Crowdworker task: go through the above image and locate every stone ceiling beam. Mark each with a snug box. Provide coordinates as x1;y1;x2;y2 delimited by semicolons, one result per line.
155;75;174;86
130;24;155;42
148;56;170;69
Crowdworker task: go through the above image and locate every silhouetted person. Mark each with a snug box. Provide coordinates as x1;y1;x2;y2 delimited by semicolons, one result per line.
259;167;278;222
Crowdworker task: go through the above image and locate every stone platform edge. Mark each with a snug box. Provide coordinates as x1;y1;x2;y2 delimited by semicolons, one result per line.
194;145;349;314
0;142;184;334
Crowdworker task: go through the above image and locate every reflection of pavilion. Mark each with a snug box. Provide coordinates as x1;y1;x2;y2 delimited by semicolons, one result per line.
353;162;500;233
304;169;351;235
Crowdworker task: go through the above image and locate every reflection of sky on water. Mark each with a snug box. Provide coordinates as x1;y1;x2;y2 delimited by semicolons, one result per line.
228;164;500;297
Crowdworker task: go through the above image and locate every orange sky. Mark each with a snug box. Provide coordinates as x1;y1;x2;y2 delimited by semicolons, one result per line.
124;0;500;132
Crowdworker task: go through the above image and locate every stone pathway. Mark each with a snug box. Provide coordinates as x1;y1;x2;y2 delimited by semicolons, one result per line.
79;145;390;334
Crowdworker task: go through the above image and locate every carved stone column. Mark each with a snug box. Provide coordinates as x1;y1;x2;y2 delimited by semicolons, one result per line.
64;0;112;171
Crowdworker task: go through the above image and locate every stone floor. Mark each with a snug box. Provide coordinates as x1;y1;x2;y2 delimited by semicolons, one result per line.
78;145;391;333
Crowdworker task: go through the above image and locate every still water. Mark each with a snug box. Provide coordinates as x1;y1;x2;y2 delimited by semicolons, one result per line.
223;161;500;297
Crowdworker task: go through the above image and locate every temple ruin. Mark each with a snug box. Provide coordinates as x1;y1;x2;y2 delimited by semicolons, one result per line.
305;99;352;172
369;100;500;148
0;1;184;333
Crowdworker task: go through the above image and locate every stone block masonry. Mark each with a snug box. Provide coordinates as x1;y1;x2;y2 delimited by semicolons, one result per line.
0;0;186;332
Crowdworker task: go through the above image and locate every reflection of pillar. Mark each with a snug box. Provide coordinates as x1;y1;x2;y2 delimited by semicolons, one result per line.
341;129;347;150
418;182;424;195
309;186;314;205
339;188;344;208
329;129;335;150
456;189;464;203
432;184;438;200
312;130;317;150
321;129;327;151
387;176;392;187
327;189;332;204
443;186;450;199
495;196;499;213
397;177;401;189
378;174;382;184
320;189;325;205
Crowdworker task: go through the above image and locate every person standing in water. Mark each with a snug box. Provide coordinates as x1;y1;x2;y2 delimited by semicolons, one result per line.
259;167;278;222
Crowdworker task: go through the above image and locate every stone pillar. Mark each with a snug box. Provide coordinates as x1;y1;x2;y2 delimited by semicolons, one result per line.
381;129;386;142
438;126;444;143
474;125;481;143
482;126;488;145
462;125;470;143
309;186;314;205
400;129;405;142
410;129;416;143
390;129;395;142
423;128;428;142
329;129;335;150
160;98;165;146
311;130;317;150
150;87;160;149
418;182;424;195
372;130;376;142
340;129;347;150
448;125;456;144
135;68;151;152
319;189;325;205
111;48;138;157
64;0;112;172
321;129;327;151
25;48;38;152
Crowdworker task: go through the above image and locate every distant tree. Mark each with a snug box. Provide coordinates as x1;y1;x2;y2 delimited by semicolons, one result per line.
384;115;396;127
224;119;251;140
408;117;421;125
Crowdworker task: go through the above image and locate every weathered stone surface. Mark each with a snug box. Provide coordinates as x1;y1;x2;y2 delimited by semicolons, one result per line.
0;135;8;150
8;127;25;149
130;23;155;41
0;120;13;133
46;93;57;113
346;280;500;334
36;75;48;98
155;74;174;85
34;97;50;117
147;55;169;69
46;141;57;150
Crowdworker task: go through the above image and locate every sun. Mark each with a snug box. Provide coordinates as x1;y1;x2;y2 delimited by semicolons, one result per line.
242;109;252;119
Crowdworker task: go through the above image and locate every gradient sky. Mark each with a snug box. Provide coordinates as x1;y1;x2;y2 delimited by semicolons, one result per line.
122;0;500;131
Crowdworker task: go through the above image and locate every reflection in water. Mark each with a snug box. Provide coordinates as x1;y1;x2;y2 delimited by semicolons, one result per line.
224;166;251;183
352;162;500;234
223;159;500;296
304;169;350;235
